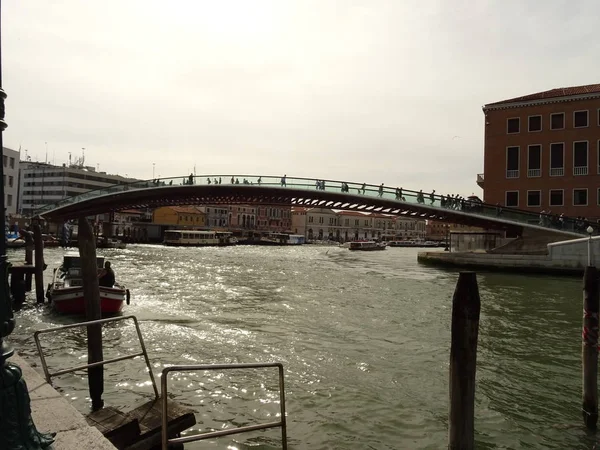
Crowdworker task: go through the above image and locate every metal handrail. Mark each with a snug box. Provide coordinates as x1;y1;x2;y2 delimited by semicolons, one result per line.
161;362;287;450
33;315;159;399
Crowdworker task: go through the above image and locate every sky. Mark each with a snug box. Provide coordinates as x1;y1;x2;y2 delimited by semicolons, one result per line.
2;0;599;196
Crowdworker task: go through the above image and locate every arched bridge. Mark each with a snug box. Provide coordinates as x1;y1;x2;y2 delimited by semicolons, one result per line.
34;175;586;236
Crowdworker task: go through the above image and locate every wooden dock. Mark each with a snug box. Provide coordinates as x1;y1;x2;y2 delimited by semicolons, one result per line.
86;398;196;449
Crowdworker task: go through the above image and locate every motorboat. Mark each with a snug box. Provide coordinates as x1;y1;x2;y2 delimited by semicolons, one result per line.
97;236;127;249
46;253;129;315
163;230;236;246
348;241;386;251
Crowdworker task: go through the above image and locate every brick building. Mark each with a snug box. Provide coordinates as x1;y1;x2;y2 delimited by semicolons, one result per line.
480;83;600;219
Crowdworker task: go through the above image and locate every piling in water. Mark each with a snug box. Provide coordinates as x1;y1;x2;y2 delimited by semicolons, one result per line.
32;220;45;303
78;216;104;411
448;271;480;450
582;266;599;429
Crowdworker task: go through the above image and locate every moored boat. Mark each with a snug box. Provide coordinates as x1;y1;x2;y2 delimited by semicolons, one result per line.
46;253;129;315
163;230;236;246
97;236;127;249
348;241;386;251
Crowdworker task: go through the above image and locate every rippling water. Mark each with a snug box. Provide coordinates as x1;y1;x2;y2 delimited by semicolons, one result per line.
7;245;594;449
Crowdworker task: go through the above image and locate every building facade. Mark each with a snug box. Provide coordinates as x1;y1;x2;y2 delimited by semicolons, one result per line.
480;83;600;219
152;206;206;227
3;147;19;215
426;220;485;241
291;207;426;241
18;161;138;216
256;205;292;232
229;205;256;229
201;206;230;228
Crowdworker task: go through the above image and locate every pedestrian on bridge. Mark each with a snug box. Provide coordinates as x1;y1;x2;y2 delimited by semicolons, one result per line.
257;177;262;185
378;184;384;197
281;175;287;187
188;173;194;185
361;183;366;194
207;178;211;184
430;190;435;205
231;176;235;184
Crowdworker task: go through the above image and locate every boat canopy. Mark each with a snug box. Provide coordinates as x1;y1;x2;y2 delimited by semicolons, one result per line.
63;255;105;270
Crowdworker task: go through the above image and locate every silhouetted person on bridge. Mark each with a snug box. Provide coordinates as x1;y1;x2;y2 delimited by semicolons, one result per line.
257;177;262;185
219;177;222;184
281;175;287;187
231;176;235;184
361;183;366;194
188;173;194;185
207;178;211;184
378;184;384;197
430;190;435;205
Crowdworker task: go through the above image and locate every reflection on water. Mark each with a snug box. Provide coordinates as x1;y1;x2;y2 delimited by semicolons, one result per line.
8;245;596;449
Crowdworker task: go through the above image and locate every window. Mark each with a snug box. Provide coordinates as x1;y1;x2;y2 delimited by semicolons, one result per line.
528;115;542;132
505;191;519;207
550;113;565;130
549;189;563;206
573;188;588;206
9;157;14;169
2;155;6;167
507;118;520;134
550;143;564;176
573;141;589;175
6;194;11;207
506;146;519;178
8;176;13;187
527;191;541;207
527;145;541;177
574;110;589;128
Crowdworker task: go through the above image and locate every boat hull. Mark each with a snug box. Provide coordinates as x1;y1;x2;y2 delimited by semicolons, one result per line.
50;286;126;315
348;246;386;251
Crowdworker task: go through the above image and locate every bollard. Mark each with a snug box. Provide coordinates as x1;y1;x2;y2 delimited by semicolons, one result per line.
582;266;599;429
448;272;481;450
78;216;104;411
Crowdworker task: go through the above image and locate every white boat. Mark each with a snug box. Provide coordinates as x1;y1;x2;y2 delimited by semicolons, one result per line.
97;236;127;249
163;230;236;246
348;241;386;251
46;253;129;315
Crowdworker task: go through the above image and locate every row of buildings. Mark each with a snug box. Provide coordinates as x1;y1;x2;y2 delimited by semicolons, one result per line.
149;205;429;241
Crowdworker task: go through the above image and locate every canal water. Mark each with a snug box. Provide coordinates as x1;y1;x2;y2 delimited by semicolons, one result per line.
8;245;592;449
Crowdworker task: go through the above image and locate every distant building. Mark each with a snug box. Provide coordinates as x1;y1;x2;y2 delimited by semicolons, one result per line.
198;205;230;228
291;207;426;241
229;205;256;229
255;205;292;232
18;160;138;216
3;147;19;215
152;206;206;227
480;83;600;219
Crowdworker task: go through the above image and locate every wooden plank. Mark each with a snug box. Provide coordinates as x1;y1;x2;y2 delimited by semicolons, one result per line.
8;262;37;273
124;399;196;450
86;407;141;449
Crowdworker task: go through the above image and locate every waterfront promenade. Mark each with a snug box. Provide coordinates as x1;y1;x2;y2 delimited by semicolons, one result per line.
12;353;115;449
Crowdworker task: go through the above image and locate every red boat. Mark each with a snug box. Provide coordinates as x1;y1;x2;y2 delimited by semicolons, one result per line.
47;253;130;315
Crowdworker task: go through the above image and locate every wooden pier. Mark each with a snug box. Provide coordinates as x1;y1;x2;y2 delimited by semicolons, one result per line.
9;219;47;304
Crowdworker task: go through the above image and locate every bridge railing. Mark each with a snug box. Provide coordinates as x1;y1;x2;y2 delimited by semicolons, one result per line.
34;174;590;235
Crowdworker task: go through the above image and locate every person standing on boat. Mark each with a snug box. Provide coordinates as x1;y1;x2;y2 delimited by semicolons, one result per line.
98;261;115;288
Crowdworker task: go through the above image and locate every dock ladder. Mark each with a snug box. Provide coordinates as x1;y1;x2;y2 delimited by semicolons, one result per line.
33;315;288;449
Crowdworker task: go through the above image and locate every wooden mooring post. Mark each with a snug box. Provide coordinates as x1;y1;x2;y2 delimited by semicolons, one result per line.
24;237;33;292
32;220;45;303
78;216;104;411
448;271;481;450
582;266;599;430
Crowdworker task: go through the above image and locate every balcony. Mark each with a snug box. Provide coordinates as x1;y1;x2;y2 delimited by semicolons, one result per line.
527;169;541;177
476;173;484;188
574;166;588;176
550;167;564;176
506;170;519;179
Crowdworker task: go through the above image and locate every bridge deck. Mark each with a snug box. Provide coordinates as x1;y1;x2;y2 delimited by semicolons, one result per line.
34;175;587;237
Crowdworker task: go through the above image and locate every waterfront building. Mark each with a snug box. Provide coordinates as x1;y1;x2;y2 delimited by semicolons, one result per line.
198;205;230;228
292;207;426;242
3;146;19;215
480;83;600;219
228;204;256;229
152;206;206;227
255;205;292;232
18;160;138;216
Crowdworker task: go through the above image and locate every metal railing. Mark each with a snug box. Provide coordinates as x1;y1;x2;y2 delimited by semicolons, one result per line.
574;166;589;176
33;315;159;399
550;167;564;176
161;363;287;450
506;170;519;179
527;168;541;177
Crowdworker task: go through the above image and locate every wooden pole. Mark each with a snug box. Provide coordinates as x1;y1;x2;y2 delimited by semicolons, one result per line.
78;216;104;411
448;271;480;450
32;221;45;303
582;265;599;429
24;243;32;292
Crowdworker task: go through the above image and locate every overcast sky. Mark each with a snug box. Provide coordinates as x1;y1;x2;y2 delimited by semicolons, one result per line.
2;0;599;195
